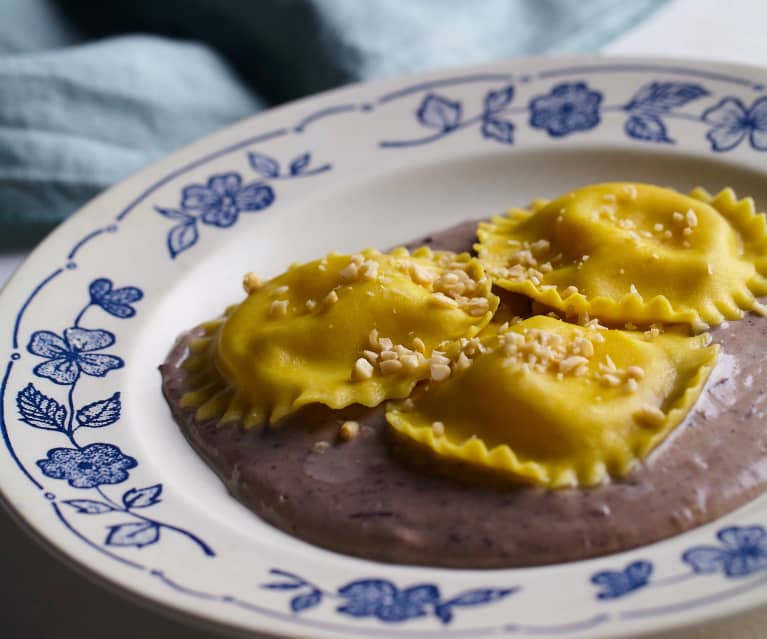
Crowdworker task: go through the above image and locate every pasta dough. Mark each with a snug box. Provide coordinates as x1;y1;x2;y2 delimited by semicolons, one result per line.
476;184;767;330
387;315;718;487
181;247;498;426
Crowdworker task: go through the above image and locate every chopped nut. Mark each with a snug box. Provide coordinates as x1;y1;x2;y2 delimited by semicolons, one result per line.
454;352;472;371
685;208;698;227
368;328;379;348
269;299;289;318
430;362;452;382
322;290;339;307
351;357;375;381
339;262;359;283
622;184;637;199
430;292;459;308
360;260;379;280
400;353;421;372
379;359;403;375
338;420;360;442
562;285;579;297
362;349;379;363
411;336;426;353
312;441;330;454
409;263;434;285
305;298;317;311
626;365;645;380
602;373;622;387
625;378;639;392
559;355;589;374
378;337;393;351
272;285;289;296
633;405;666;426
431;421;445;436
467;297;490;316
242;272;262;293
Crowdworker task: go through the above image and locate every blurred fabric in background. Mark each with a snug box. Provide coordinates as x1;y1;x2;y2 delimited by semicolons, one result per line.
0;0;668;246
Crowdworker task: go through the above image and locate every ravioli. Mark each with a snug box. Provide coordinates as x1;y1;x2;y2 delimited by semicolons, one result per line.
386;315;718;488
476;183;767;331
180;248;498;426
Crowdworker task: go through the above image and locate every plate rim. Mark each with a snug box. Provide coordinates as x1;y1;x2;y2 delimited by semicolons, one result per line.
2;53;767;639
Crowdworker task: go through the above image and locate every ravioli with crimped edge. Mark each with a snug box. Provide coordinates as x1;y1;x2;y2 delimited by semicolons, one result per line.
476;183;767;331
179;247;499;426
386;315;718;488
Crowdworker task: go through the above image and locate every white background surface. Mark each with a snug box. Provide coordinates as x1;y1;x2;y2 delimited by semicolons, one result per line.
4;2;767;637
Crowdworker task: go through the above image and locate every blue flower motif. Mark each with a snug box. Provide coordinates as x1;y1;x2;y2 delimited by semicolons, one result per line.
89;279;143;319
702;97;767;152
27;328;124;386
591;560;653;599
37;443;137;488
529;82;602;137
683;525;767;577
181;172;274;228
337;580;439;623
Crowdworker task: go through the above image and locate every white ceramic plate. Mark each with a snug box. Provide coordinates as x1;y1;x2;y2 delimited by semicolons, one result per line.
2;56;767;639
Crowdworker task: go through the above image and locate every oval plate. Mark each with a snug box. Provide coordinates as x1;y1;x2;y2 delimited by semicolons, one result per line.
2;56;767;639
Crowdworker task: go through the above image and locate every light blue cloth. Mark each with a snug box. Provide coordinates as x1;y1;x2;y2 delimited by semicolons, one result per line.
0;0;668;245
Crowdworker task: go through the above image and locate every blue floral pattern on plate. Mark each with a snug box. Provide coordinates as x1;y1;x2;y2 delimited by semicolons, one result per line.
3;61;767;637
262;569;516;624
17;278;214;555
684;525;767;577
156;151;330;258
37;443;137;489
702;97;767;152
529;82;603;137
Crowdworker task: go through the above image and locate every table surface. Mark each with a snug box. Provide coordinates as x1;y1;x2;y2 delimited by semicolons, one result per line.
4;1;767;636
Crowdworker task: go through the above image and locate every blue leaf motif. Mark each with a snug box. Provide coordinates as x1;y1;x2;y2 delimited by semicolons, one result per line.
123;484;162;509
167;219;199;259
106;521;160;548
76;392;121;428
625;82;709;113
289;152;311;176
444;587;516;608
89;279;143;319
16;383;66;431
267;569;305;583
248;152;280;178
625;114;673;144
434;604;454;625
481;118;515;144
417;94;462;131
64;499;115;514
291;590;322;612
591;560;653;599
155;207;195;222
484;85;514;113
262;582;304;591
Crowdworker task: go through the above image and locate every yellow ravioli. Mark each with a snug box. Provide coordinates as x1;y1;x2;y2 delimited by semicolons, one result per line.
386;315;718;488
476;183;767;330
181;247;498;427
